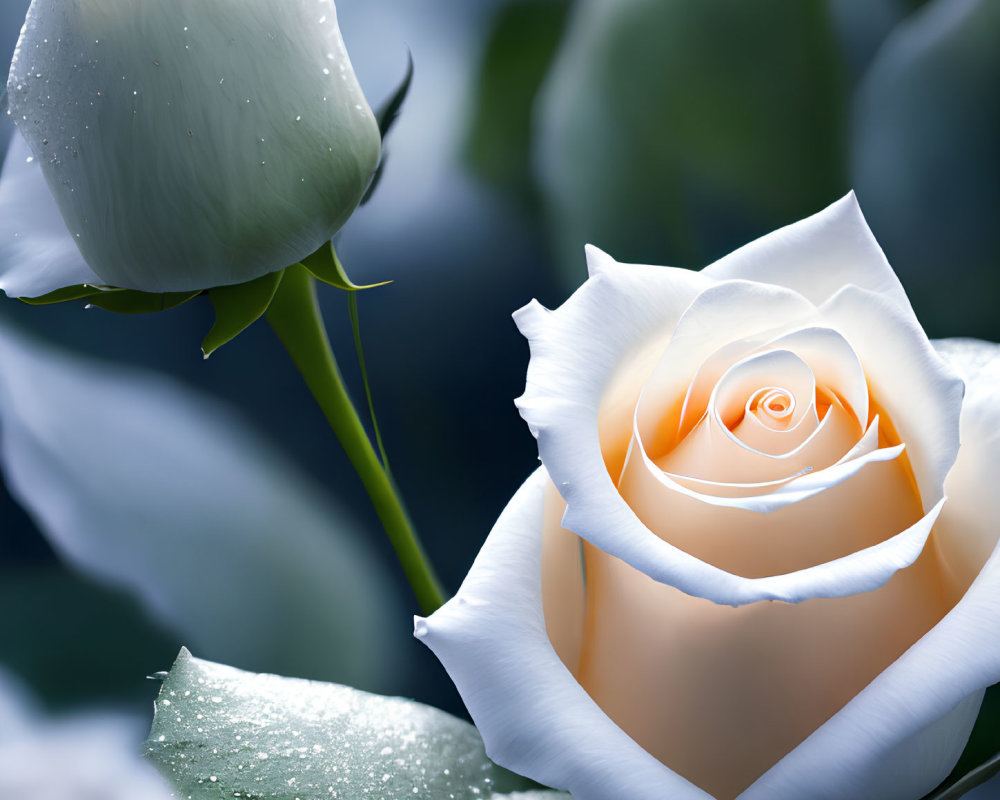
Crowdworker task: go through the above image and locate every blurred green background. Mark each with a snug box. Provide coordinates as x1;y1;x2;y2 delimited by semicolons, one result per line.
0;0;997;730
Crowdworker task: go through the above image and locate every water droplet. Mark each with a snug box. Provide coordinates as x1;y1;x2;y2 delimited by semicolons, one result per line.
25;156;33;164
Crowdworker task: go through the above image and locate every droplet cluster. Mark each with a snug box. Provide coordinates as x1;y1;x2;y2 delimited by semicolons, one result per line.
146;650;532;800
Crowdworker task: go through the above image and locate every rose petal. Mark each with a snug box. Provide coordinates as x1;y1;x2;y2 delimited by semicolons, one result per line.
630;415;902;512
703;192;913;314
636;280;816;458
932;338;1000;593
0;132;103;297
416;468;714;800
821;284;964;509
667;326;869;473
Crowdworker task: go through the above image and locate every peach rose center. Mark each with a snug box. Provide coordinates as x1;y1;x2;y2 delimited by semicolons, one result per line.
542;333;966;800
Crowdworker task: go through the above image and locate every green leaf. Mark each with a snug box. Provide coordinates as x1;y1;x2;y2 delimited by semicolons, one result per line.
465;0;572;202
920;684;1000;799
374;51;414;141
85;288;201;314
18;284;106;306
361;52;414;206
202;270;284;357
146;649;536;800
17;283;200;313
300;241;390;291
921;755;1000;800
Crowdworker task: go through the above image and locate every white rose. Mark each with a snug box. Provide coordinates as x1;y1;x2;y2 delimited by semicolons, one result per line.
3;0;380;294
416;194;1000;800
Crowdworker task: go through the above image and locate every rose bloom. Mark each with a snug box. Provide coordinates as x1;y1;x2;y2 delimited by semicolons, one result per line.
417;195;1000;800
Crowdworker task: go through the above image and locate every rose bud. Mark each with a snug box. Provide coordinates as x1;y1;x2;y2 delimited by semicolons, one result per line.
417;194;1000;800
4;0;380;293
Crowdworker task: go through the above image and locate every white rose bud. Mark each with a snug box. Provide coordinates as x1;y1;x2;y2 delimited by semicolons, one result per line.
5;0;380;293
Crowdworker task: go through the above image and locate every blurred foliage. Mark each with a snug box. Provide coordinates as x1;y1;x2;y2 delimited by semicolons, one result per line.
534;0;848;277
465;0;999;343
465;0;572;206
852;0;1000;341
0;565;177;711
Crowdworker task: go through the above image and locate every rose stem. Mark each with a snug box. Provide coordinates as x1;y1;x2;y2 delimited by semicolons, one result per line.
266;263;446;615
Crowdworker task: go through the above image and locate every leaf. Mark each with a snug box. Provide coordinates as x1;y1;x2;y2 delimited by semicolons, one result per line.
300;240;389;291
362;52;412;205
84;287;201;314
360;52;414;206
146;649;536;800
18;284;105;305
920;683;1000;799
17;283;201;314
202;270;284;357
465;0;572;202
0;321;403;690
922;757;1000;800
374;50;414;141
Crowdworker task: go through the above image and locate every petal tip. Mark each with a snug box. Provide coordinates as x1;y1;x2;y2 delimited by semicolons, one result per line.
584;243;615;277
512;299;550;339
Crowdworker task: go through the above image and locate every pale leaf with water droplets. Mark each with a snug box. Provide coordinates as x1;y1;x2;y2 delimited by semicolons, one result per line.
146;649;539;800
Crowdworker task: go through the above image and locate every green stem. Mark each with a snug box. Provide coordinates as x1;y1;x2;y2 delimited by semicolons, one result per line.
266;265;446;615
347;290;392;480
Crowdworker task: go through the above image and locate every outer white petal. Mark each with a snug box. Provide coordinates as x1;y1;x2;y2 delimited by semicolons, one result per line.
416;468;713;800
0;132;103;297
6;0;380;292
0;321;401;689
933;338;1000;590
703;192;913;313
